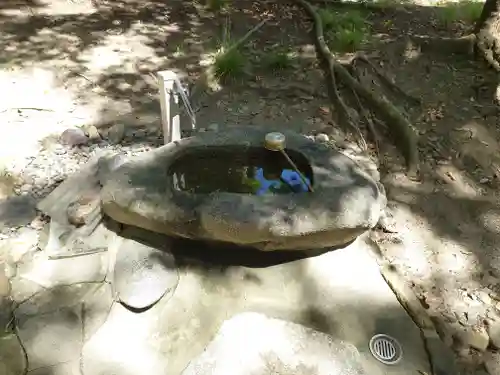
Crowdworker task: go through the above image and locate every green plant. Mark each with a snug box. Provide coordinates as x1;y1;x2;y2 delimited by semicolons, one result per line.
438;0;483;25
439;5;458;25
206;0;229;12
319;8;369;52
213;48;246;81
263;50;293;71
211;15;248;81
329;28;366;52
318;8;339;29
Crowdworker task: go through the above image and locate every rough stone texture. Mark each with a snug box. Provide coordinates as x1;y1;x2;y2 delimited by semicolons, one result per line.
9;277;46;305
82;283;114;341
0;263;13;332
1;232;431;375
36;152;104;226
38;220;68;253
0;334;26;375
28;361;81;375
66;193;101;227
422;329;460;375
0;195;37;229
16;283;105;316
0;295;13;335
81;301;167;375
0;227;39;263
146;234;430;375
101;128;386;251
106;124;126;144
487;320;500;349
35;151;128;254
16;250;107;289
339;148;380;182
484;352;500;375
17;308;82;371
450;324;490;352
60;128;89;146
181;312;366;375
40;218;112;258
112;229;178;310
83;125;101;142
0;263;10;297
97;153;127;187
12;283;114;371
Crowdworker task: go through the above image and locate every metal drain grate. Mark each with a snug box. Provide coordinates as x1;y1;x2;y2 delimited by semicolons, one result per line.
369;334;403;365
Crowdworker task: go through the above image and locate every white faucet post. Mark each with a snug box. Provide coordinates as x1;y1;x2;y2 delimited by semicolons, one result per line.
158;70;182;144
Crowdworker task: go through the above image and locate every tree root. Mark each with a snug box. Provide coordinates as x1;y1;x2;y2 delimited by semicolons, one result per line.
350;78;381;156
293;0;419;176
350;53;421;106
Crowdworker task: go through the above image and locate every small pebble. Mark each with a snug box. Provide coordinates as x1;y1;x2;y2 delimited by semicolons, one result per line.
107;124;126;144
29;216;46;230
84;125;101;141
60;128;89;146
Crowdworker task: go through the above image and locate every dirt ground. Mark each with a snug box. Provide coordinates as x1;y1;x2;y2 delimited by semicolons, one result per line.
1;0;500;373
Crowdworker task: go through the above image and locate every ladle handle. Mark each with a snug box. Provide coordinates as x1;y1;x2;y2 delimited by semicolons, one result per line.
279;149;314;193
264;132;314;193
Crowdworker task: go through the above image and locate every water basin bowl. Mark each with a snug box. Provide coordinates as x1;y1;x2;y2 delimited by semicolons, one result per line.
168;145;313;196
100;127;386;251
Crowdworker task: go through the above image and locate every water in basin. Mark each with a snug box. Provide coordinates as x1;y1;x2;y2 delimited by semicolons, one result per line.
169;146;314;195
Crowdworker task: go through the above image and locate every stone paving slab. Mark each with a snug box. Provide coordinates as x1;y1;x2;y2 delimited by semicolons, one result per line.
1;226;435;375
28;361;81;375
17;309;82;371
84;231;430;375
112;230;179;310
0;334;25;375
181;312;367;375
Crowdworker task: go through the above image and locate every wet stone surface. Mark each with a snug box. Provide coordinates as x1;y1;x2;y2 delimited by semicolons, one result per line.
101;127;386;251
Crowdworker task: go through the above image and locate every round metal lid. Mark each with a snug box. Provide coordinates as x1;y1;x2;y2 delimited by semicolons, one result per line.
369;334;403;365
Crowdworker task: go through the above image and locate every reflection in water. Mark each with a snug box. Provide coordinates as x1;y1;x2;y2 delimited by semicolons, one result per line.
254;167;310;195
169;146;314;195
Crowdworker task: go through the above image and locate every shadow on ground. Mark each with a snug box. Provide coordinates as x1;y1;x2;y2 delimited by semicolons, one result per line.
2;0;500;372
5;235;431;375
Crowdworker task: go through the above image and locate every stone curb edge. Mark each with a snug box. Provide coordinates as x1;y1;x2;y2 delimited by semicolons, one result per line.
365;235;474;375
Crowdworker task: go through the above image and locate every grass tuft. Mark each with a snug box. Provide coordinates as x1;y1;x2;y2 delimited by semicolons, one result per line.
213;48;247;81
319;8;370;52
262;50;294;71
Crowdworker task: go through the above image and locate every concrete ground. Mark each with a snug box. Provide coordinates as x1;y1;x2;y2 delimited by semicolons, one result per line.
1;223;441;375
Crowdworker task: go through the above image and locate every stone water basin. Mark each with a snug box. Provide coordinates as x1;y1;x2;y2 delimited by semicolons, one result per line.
100;127;386;251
